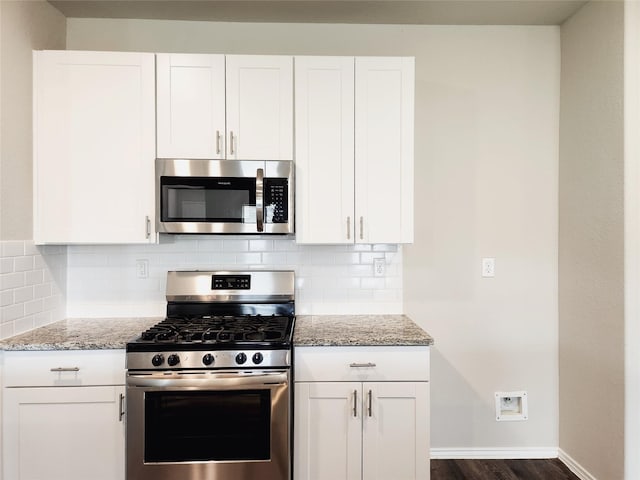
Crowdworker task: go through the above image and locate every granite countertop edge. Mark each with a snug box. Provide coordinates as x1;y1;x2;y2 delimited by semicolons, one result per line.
0;317;162;351
293;314;434;347
0;314;434;351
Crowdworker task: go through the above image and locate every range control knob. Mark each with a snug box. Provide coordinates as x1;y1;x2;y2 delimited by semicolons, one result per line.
151;354;164;367
252;352;264;365
202;353;215;366
235;352;247;365
167;354;180;367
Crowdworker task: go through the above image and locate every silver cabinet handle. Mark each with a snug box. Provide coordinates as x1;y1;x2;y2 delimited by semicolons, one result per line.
50;367;79;372
256;168;264;233
359;216;364;240
145;215;151;239
229;131;235;155
368;389;373;417
347;216;351;240
119;393;125;422
349;362;376;368
353;389;358;417
215;130;221;155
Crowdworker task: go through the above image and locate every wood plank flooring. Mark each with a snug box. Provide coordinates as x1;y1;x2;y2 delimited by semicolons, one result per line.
431;459;580;480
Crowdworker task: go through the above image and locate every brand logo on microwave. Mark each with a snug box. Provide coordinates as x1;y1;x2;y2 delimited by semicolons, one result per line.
217;181;232;186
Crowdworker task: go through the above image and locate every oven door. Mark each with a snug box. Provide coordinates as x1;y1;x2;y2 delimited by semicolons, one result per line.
126;369;290;480
156;158;293;234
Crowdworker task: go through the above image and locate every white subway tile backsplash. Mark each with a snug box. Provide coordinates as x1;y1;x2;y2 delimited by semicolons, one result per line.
249;239;273;252
2;304;24;322
24;299;44;316
14;256;34;272
1;272;24;290
14;286;34;304
34;283;52;299
14;315;35;335
0;238;404;323
65;238;403;317
25;270;44;286
0;241;67;340
1;291;13;307
1;258;14;274
223;239;249;252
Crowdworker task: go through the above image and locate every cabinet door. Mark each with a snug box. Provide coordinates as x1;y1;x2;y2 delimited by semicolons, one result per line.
156;53;226;159
295;56;355;244
294;382;362;480
33;50;155;244
355;57;414;244
3;385;126;480
362;382;430;480
225;55;293;160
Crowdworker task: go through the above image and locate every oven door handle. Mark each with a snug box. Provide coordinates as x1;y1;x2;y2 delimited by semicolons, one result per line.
127;371;288;389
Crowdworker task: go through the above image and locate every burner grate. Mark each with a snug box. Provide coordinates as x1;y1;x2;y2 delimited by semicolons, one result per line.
137;314;293;345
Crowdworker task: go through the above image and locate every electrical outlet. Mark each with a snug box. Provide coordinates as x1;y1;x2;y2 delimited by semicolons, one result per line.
136;259;149;279
374;258;385;277
482;257;495;277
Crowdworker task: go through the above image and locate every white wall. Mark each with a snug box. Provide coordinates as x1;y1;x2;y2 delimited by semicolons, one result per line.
0;1;67;339
559;2;625;479
625;1;640;478
65;19;561;452
403;28;560;454
0;0;65;241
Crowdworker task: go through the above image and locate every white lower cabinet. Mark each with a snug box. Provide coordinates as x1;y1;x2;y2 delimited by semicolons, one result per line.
294;346;430;480
2;350;126;480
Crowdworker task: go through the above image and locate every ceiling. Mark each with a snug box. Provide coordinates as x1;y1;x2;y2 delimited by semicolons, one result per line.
47;0;589;25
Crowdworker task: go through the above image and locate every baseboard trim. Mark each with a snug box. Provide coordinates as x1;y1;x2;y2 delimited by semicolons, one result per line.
558;449;598;480
430;447;559;459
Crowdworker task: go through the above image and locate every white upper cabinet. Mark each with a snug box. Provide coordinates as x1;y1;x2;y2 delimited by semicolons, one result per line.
156;54;293;161
355;57;414;244
33;50;156;244
226;55;293;160
295;56;355;244
295;56;415;244
156;54;226;159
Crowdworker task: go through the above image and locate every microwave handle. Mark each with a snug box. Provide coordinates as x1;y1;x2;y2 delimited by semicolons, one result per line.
256;168;264;232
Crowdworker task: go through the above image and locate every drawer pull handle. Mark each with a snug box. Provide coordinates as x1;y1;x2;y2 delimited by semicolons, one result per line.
50;367;80;372
349;363;376;368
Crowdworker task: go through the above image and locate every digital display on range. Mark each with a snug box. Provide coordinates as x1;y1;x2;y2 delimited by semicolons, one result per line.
212;275;251;290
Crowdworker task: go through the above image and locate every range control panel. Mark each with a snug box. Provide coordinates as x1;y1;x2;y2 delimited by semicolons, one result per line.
212;275;251;290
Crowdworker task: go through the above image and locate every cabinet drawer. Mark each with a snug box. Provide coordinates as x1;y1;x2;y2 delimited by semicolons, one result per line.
294;346;429;382
2;350;125;387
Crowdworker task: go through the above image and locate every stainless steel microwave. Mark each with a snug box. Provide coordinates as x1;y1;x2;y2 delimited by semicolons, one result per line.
156;158;294;235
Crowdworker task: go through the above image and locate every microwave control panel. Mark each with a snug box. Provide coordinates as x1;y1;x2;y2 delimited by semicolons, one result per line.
264;178;288;224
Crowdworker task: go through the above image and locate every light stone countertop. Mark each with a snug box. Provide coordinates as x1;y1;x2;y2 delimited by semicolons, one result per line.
293;314;434;346
0;317;161;351
0;315;433;351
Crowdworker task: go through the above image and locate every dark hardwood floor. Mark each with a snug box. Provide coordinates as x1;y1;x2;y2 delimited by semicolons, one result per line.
431;459;580;480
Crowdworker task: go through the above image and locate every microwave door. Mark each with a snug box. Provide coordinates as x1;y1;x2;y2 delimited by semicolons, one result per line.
160;176;258;233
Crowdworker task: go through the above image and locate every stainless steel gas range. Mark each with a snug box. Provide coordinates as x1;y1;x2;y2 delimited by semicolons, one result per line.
125;270;295;480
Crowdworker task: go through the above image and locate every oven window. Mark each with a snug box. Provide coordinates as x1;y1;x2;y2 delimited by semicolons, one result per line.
144;390;271;462
161;176;256;223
